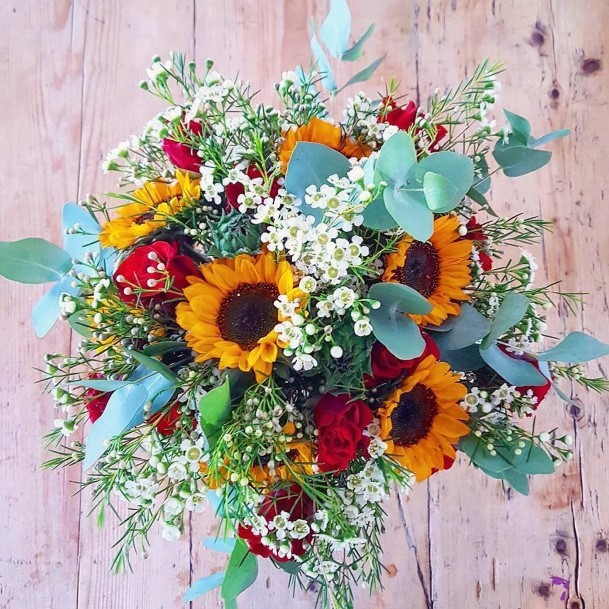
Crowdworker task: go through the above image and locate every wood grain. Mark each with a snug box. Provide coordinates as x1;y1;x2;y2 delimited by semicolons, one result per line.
0;1;607;608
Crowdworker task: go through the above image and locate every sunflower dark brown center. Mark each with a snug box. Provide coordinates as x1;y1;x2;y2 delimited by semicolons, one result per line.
393;241;440;298
217;282;279;350
134;211;156;225
390;384;438;447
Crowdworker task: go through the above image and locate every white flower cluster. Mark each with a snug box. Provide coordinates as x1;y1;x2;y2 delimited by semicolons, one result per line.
343;92;387;148
240;495;322;562
256;181;371;286
185;71;238;121
461;383;538;418
275;69;326;126
222;167;279;213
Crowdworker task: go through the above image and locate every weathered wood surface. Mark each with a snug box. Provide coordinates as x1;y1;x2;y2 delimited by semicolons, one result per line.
1;1;608;608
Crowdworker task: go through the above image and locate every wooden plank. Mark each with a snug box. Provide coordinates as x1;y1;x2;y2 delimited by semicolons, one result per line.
0;1;85;608
414;1;609;607
70;2;197;608
2;1;609;608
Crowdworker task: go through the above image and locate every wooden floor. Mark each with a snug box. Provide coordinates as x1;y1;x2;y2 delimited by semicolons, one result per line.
1;1;608;608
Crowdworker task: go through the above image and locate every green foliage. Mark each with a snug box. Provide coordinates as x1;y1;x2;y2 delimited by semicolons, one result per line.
125;349;179;383
537;331;609;363
368;282;432;316
371;133;474;241
416;151;474;212
221;538;258;604
478;343;547;386
198;377;232;448
493;109;569;178
430;303;491;352
320;0;351;58
460;433;555;495
481;292;530;349
208;211;265;258
337;55;387;93
183;571;226;602
341;23;375;61
0;237;73;284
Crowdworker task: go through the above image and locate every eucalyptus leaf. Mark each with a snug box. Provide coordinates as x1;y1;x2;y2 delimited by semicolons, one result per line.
529;128;570;148
509;441;555;475
310;19;336;92
83;382;149;469
368;282;432;315
203;536;237;553
67;311;92;337
430;304;491;351
415;151;474;212
285;142;350;222
62;202;102;262
375;131;417;187
221;539;258;602
183;571;226;602
384;187;434;242
341;22;375;61
479;343;547;386
369;306;425;360
438;343;486;372
320;0;351;58
32;274;78;337
481;292;530;349
69;379;131;391
361;194;398;230
0;238;73;284
338;54;385;92
504;110;532;145
537;331;609;363
503;468;530;495
493;143;551;178
459;434;512;473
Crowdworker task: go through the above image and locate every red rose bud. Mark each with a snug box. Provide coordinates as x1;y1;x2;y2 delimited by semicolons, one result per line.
82;373;112;423
367;332;440;385
149;403;184;436
380;97;446;150
382;98;417;131
314;394;374;472
237;483;315;561
465;216;493;271
224;166;281;211
85;391;110;423
161;120;203;173
114;241;200;306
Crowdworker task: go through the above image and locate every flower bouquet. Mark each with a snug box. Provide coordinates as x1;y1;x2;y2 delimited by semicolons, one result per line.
2;2;608;607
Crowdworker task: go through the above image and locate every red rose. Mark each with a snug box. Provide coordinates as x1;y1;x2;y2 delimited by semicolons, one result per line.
114;241;200;306
161;121;203;172
498;346;552;409
367;332;440;385
224;166;281;211
149;403;185;436
380;97;446;151
384;99;417;131
465;216;493;271
237;483;315;562
314;394;373;472
85;389;110;423
83;373;111;422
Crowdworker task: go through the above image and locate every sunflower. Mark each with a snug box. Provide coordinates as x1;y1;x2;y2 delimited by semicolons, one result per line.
378;355;470;481
99;171;200;249
383;214;472;326
279;117;371;174
176;253;299;382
